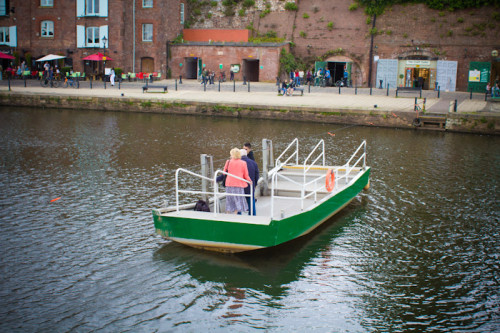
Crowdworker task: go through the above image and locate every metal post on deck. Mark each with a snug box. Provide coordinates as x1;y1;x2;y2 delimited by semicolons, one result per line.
470;89;473;100
370;87;372;95
248;80;250;92
454;99;458;112
8;76;11;91
338;85;341;94
419;87;422;98
308;81;311;93
204;80;206;92
233;80;235;92
414;97;418;111
355;86;357;95
90;76;92;89
24;76;26;88
175;79;177;91
179;75;182;84
437;86;440;98
386;84;389;96
200;154;213;203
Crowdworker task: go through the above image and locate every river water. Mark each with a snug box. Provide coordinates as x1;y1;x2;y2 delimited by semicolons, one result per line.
0;107;499;332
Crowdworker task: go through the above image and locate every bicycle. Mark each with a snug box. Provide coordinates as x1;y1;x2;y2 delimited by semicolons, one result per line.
40;74;60;88
62;76;78;88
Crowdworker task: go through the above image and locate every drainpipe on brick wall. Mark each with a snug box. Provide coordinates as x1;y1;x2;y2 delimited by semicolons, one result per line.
368;14;376;88
132;0;136;72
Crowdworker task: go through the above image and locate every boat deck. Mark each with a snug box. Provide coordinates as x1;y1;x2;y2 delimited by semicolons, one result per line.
158;166;363;223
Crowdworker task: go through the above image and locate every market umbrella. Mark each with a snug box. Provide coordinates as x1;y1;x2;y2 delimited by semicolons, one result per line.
82;52;113;61
36;54;66;62
0;52;15;60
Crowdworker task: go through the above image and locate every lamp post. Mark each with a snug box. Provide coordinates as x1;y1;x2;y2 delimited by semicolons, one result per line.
102;36;107;87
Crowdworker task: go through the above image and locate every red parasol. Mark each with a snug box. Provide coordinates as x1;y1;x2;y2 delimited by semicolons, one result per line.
0;52;15;60
82;52;113;61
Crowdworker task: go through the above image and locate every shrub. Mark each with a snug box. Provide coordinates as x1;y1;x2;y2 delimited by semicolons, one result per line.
327;21;334;31
299;31;307;37
210;1;218;7
284;2;298;11
349;3;358;11
242;0;255;8
239;8;246;16
457;17;464;23
303;13;309;19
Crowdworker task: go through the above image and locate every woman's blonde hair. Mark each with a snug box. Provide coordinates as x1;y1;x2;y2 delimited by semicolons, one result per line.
230;147;241;159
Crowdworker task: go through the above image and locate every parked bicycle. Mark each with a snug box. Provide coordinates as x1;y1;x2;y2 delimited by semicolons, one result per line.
62;76;78;88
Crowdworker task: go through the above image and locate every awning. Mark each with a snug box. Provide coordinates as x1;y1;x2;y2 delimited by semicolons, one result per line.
36;54;66;62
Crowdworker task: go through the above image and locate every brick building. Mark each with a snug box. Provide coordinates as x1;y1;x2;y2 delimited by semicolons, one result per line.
0;0;186;76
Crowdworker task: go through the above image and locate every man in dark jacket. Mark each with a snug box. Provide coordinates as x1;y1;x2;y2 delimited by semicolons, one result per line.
240;149;259;215
244;142;255;161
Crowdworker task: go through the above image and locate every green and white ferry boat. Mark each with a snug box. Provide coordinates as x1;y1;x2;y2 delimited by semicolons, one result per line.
153;138;370;253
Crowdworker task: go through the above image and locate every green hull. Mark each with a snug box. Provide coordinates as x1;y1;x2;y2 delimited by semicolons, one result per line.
153;168;370;253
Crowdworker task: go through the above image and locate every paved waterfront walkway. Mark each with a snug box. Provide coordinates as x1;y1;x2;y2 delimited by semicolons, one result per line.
1;78;499;115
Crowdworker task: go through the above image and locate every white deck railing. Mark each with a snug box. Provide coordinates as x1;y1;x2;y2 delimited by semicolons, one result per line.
174;168;253;216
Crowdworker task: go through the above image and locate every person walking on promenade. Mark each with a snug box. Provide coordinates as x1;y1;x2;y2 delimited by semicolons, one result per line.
110;67;115;86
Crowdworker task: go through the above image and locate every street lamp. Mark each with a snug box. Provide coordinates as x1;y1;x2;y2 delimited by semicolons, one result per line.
102;36;108;81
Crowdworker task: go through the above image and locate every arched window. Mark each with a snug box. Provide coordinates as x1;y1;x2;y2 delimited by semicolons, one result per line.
41;20;54;37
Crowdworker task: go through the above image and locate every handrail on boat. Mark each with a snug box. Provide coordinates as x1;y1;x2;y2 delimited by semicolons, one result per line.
303;139;325;184
275;138;299;166
336;140;367;186
174;168;253;216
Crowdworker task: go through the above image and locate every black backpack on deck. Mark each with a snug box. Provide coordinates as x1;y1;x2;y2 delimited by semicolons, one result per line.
194;200;210;212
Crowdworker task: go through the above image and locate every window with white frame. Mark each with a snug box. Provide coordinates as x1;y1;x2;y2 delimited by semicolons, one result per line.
142;24;152;42
180;3;184;25
86;26;99;46
0;26;9;44
143;0;153;8
41;0;54;7
41;20;54;37
86;0;100;15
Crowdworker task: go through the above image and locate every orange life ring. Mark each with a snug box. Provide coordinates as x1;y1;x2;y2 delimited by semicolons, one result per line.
325;169;335;192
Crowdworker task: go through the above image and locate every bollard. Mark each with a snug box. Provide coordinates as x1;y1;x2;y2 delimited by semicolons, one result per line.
419;87;422;98
485;92;488;101
179;75;182;84
77;79;80;89
338;85;341;94
414;97;418;111
470;89;473;100
355;86;357;95
233;80;235;92
8;76;11;91
204;81;206;91
248;80;250;92
454;99;457;112
104;76;106;89
175;79;177;91
423;97;426;111
243;76;247;85
24;76;27;87
308;81;311;94
370;87;372;95
218;80;220;92
386;84;389;96
90;76;92;89
118;78;121;90
437;86;440;98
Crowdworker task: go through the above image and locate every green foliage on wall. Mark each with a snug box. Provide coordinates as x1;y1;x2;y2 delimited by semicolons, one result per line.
356;0;497;16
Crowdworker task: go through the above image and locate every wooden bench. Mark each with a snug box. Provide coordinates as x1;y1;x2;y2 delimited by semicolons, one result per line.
143;85;167;93
414;116;447;129
396;86;422;98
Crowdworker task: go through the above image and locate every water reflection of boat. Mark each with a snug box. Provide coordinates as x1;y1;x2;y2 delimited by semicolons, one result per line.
153;138;370;253
152;202;368;293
